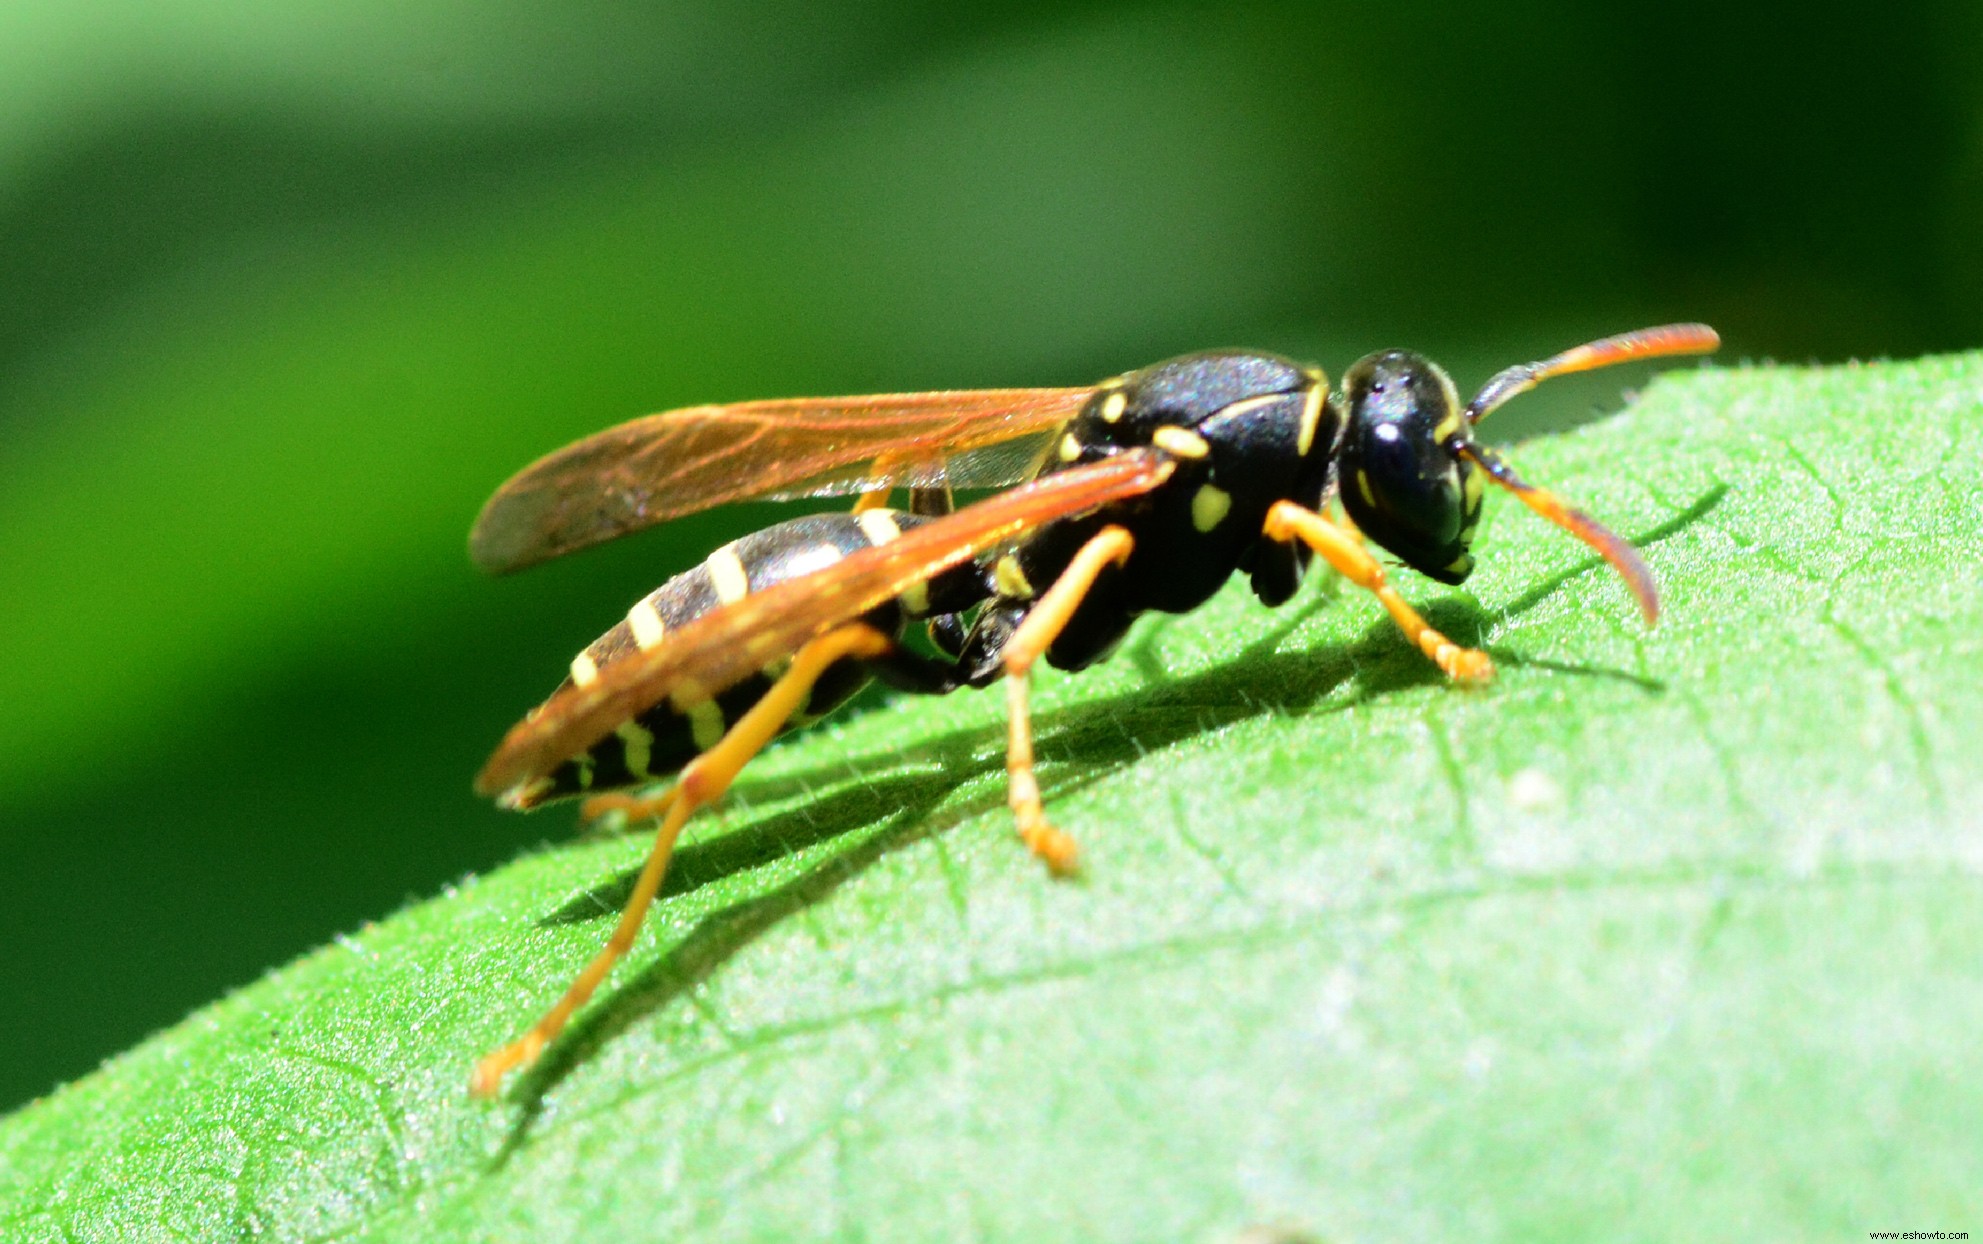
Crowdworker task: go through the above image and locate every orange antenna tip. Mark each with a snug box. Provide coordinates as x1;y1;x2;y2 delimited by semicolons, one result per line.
1458;444;1659;625
1468;323;1720;424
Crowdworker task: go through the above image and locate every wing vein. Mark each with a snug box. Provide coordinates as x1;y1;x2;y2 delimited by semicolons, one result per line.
471;388;1095;573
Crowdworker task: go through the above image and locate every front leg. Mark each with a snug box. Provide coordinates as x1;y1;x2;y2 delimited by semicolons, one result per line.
1262;501;1492;682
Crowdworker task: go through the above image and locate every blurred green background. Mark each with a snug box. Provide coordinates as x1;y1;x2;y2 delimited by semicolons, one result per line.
2;0;1979;1114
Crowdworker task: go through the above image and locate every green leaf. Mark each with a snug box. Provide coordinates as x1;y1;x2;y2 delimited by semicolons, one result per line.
4;354;1979;1242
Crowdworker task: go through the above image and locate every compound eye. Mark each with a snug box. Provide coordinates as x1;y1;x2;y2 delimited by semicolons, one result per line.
1338;352;1480;583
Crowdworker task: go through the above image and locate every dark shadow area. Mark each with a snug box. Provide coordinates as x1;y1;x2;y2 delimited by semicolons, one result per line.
494;787;976;1159
536;764;981;926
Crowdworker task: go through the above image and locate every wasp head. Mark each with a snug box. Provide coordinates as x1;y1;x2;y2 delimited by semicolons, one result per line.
1335;350;1482;584
1332;322;1722;624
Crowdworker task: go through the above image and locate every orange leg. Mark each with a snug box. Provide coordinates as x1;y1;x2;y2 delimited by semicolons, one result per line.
1262;501;1493;682
999;525;1136;874
471;622;895;1096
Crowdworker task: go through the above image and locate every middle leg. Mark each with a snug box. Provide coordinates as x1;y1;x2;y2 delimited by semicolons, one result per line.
996;524;1136;874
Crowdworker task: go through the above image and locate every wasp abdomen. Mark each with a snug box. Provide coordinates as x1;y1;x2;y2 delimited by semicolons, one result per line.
512;510;982;807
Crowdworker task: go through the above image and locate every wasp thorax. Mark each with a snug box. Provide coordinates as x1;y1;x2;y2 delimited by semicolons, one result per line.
1336;350;1482;585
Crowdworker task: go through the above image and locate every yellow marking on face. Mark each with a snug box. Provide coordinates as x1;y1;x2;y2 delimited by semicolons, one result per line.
899;579;931;616
573;753;595;790
1462;463;1485;512
686;699;727;752
1432;364;1463;440
706;546;751;605
995;553;1036;599
615;720;655;778
627;598;667;649
857;508;903;546
1191;484;1232;532
1296;379;1327;456
1444;553;1473;575
1058;432;1083;462
1098;390;1128;423
569;650;601;688
1356;469;1377;509
1152;426;1211;459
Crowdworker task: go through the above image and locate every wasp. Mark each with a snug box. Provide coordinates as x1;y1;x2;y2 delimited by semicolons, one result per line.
465;323;1719;1094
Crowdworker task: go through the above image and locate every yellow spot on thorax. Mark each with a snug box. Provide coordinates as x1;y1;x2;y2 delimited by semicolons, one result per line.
1152;426;1210;459
1296;374;1327;456
995;553;1036;599
1191;484;1232;532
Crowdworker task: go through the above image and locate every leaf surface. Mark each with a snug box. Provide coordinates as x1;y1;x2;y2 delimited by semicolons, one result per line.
3;355;1979;1242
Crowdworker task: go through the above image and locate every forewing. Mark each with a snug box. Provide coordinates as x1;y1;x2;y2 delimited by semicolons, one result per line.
475;449;1173;799
471;387;1094;574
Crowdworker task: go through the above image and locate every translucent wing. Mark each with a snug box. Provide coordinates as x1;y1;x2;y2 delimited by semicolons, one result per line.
475;449;1173;798
471;387;1095;574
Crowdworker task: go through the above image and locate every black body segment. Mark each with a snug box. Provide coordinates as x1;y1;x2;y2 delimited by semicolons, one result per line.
962;351;1335;677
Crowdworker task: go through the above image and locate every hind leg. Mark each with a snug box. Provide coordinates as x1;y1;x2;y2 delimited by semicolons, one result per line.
471;622;896;1095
